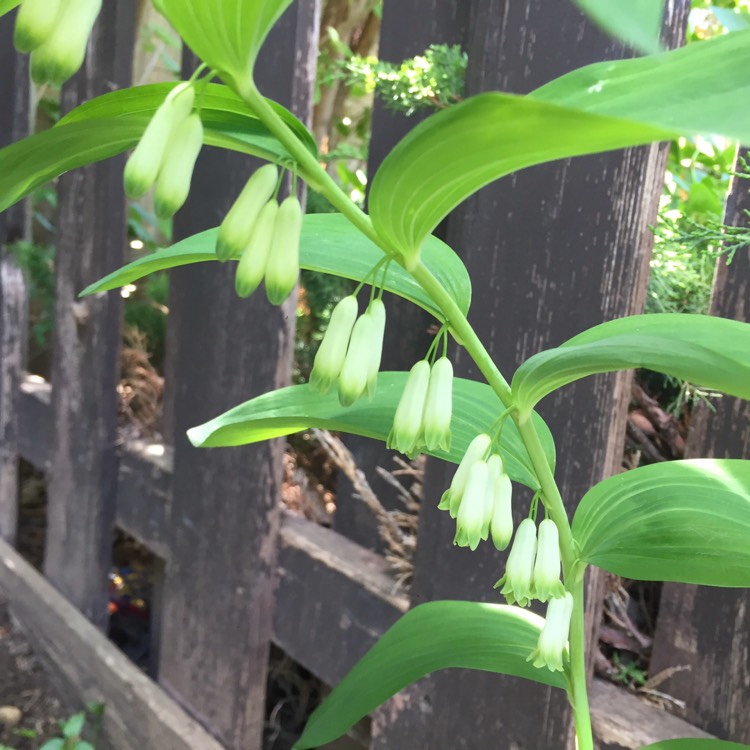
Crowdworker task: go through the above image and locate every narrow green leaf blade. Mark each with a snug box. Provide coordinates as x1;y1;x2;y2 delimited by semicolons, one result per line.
294;601;566;750
187;372;556;491
511;314;750;417
80;214;471;318
571;0;665;55
0;83;315;214
642;740;750;749
573;459;750;587
0;0;21;16
370;31;750;259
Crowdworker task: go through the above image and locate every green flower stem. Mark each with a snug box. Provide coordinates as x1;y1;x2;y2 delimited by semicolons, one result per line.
242;79;593;750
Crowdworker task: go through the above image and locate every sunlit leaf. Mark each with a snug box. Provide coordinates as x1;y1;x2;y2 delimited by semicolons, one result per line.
81;214;471;318
0;0;21;17
294;601;567;749
573;459;750;587
370;31;750;263
511;314;750;418
571;0;665;55
0;83;315;214
188;372;556;491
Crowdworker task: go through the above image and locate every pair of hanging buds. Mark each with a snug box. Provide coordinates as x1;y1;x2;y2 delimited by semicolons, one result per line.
387;356;453;458
123;82;203;220
216;165;303;305
437;433;513;552
309;295;386;406
15;0;102;85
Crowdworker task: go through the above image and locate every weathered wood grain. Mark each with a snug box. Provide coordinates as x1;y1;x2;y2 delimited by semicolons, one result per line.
44;2;135;628
649;151;750;742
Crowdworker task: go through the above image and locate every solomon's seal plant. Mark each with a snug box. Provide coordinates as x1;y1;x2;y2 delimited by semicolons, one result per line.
4;1;750;748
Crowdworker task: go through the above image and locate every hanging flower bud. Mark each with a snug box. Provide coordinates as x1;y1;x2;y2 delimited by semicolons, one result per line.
265;195;303;305
421;357;453;452
528;592;574;673
216;164;278;261
310;296;358;394
14;0;62;53
29;0;102;85
338;313;376;407
124;82;195;200
365;298;386;400
495;518;537;607
234;200;278;298
490;468;514;552
481;454;503;542
438;433;492;518
387;360;430;456
533;519;565;603
153;113;204;219
454;460;490;551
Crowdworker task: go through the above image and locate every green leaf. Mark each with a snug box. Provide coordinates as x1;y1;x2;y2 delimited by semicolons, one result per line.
572;459;750;587
0;83;315;214
642;740;750;749
511;314;750;418
39;740;65;750
81;213;471;318
154;0;293;94
571;0;665;55
0;0;21;16
187;372;556;492
370;31;750;263
294;601;567;750
62;712;85;739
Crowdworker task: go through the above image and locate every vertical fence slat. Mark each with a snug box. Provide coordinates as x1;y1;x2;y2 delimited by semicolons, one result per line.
44;4;135;627
0;14;29;546
649;152;750;743
373;2;689;748
157;6;318;748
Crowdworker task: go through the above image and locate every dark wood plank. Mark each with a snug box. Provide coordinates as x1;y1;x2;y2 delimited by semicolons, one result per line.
334;0;469;553
0;538;226;750
649;152;750;742
156;8;319;748
373;2;689;748
43;2;135;628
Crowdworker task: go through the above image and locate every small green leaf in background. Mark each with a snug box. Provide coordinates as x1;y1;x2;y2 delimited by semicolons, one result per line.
511;314;750;418
572;459;750;587
62;712;85;739
0;83;315;214
187;372;556;492
39;740;65;750
642;741;750;749
0;0;21;17
369;30;750;263
153;0;293;94
571;0;666;55
293;601;566;750
81;213;471;319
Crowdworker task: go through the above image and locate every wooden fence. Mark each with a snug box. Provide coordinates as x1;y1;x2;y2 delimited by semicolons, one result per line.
1;1;749;748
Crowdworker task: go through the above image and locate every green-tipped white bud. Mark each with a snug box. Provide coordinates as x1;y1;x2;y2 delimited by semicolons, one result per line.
216;164;278;261
124;82;195;200
533;519;565;603
153;113;203;219
421;357;453;452
481;454;503;542
338;313;375;407
265;195;303;305
14;0;62;53
29;0;102;85
490;469;514;551
309;296;358;394
234;199;278;298
528;592;574;673
438;433;491;518
454;460;490;551
387;360;430;457
365;298;386;400
495;518;537;608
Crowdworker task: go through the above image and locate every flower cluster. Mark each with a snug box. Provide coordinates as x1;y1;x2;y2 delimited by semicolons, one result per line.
15;0;102;85
124;83;203;220
309;296;386;406
387;356;453;457
437;434;513;551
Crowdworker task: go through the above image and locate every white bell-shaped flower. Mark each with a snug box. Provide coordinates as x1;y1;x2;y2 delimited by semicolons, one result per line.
387;360;430;456
533;518;565;603
495;518;537;607
421;357;453;452
309;296;358;394
454;460;490;551
438;433;492;518
528;592;574;673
